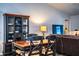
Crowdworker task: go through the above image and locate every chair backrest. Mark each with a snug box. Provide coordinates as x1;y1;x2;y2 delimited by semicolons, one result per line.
28;34;37;37
28;36;43;56
30;36;43;45
46;35;56;41
45;35;56;55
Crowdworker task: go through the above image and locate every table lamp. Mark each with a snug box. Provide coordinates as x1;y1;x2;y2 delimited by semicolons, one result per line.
40;25;47;39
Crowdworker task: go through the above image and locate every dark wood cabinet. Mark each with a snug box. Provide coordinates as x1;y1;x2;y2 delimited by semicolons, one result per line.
3;13;29;55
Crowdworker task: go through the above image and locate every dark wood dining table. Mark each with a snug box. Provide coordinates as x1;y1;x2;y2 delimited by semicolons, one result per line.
12;40;55;56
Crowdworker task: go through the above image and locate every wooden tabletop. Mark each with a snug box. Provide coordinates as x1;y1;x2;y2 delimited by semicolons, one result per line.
13;41;30;47
13;40;55;48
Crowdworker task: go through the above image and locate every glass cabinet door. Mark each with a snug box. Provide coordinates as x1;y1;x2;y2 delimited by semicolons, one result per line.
15;27;22;33
22;25;27;39
22;18;28;25
8;16;14;25
7;34;14;42
8;26;14;34
22;26;27;33
22;18;28;39
15;17;22;26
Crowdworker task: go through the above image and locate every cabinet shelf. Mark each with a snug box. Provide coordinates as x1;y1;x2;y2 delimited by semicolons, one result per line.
22;32;27;34
22;25;28;26
15;25;22;27
8;32;14;34
8;23;14;26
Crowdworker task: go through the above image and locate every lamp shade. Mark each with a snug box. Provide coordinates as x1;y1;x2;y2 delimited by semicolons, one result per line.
40;25;47;32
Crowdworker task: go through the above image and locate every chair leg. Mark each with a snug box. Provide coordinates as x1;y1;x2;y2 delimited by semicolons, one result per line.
45;46;56;56
52;46;56;56
45;48;49;56
39;47;42;56
28;50;32;56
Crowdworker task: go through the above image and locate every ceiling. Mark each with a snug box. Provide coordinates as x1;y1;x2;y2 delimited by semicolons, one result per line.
0;3;79;16
48;3;79;16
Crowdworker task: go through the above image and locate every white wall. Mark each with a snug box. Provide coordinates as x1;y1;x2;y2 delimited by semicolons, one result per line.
0;11;3;55
0;3;68;55
70;15;79;31
0;3;67;34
